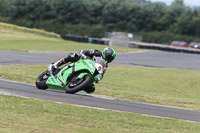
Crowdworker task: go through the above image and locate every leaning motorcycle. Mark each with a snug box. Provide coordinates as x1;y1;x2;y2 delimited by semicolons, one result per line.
35;56;105;94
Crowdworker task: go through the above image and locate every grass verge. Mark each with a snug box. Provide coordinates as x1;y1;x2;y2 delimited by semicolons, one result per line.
0;22;60;39
0;65;200;110
0;95;200;133
0;22;142;52
0;39;140;52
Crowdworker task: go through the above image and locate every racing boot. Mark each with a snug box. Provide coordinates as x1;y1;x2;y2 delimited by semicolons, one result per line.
84;84;95;93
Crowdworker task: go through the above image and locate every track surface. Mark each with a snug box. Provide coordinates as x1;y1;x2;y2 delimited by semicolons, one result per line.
1;50;200;122
1;50;200;70
1;79;200;122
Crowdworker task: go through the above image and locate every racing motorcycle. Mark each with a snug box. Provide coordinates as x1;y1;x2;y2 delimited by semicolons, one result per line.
35;56;105;94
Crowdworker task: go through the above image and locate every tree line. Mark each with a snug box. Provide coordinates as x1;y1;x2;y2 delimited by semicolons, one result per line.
0;0;200;44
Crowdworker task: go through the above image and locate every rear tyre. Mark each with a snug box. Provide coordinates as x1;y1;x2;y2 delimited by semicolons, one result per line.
36;70;49;90
66;75;91;94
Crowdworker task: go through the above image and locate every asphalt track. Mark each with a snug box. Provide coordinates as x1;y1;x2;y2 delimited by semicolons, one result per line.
2;49;200;70
1;49;200;122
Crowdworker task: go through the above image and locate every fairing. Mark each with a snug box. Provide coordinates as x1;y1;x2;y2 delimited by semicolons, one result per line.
46;59;95;90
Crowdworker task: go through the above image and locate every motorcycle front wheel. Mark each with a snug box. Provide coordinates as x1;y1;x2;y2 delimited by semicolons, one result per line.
65;75;91;94
35;70;49;90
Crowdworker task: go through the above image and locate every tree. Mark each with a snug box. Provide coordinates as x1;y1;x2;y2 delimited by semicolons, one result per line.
170;13;192;35
172;0;184;6
167;0;187;25
191;17;200;37
84;0;109;24
102;0;134;31
152;3;169;31
52;0;86;24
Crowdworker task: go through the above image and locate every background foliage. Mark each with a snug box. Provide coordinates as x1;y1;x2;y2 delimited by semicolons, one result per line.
0;0;200;43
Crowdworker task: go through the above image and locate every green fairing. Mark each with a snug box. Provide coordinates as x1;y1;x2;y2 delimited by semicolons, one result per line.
46;59;96;90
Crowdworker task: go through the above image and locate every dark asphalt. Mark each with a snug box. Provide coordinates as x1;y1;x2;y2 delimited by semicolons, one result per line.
114;50;200;71
1;49;200;122
1;49;200;70
0;79;200;122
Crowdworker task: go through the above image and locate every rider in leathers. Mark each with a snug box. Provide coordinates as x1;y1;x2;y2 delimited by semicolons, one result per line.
48;47;116;93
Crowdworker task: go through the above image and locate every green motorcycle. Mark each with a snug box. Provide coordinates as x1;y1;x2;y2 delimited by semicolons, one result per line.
35;57;105;94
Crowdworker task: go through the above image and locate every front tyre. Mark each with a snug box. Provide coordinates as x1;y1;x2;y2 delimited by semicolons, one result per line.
36;70;49;90
66;75;91;94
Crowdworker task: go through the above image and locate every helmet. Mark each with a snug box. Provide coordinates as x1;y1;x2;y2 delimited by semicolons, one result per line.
102;47;116;63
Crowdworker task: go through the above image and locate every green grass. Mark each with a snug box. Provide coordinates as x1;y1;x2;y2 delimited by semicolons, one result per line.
0;95;200;133
0;39;138;52
0;22;141;52
0;65;200;110
0;22;60;39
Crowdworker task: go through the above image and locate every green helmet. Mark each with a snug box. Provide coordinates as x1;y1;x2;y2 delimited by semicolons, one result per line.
102;47;116;63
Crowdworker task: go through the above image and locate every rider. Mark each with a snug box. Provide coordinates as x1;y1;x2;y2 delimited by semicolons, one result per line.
48;47;116;93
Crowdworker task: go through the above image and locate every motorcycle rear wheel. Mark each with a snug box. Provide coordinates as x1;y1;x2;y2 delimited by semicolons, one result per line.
66;75;91;94
36;70;49;90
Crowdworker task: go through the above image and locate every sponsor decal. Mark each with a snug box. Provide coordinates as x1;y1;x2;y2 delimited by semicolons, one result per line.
55;76;65;87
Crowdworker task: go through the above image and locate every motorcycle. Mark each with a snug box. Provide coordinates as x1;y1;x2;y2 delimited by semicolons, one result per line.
35;56;105;94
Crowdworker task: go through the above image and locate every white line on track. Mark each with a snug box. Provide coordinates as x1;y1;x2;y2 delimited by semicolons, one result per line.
0;91;197;123
0;79;199;123
0;78;35;86
0;79;197;111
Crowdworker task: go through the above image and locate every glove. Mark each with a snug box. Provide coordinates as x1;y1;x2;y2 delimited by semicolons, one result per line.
48;63;57;75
